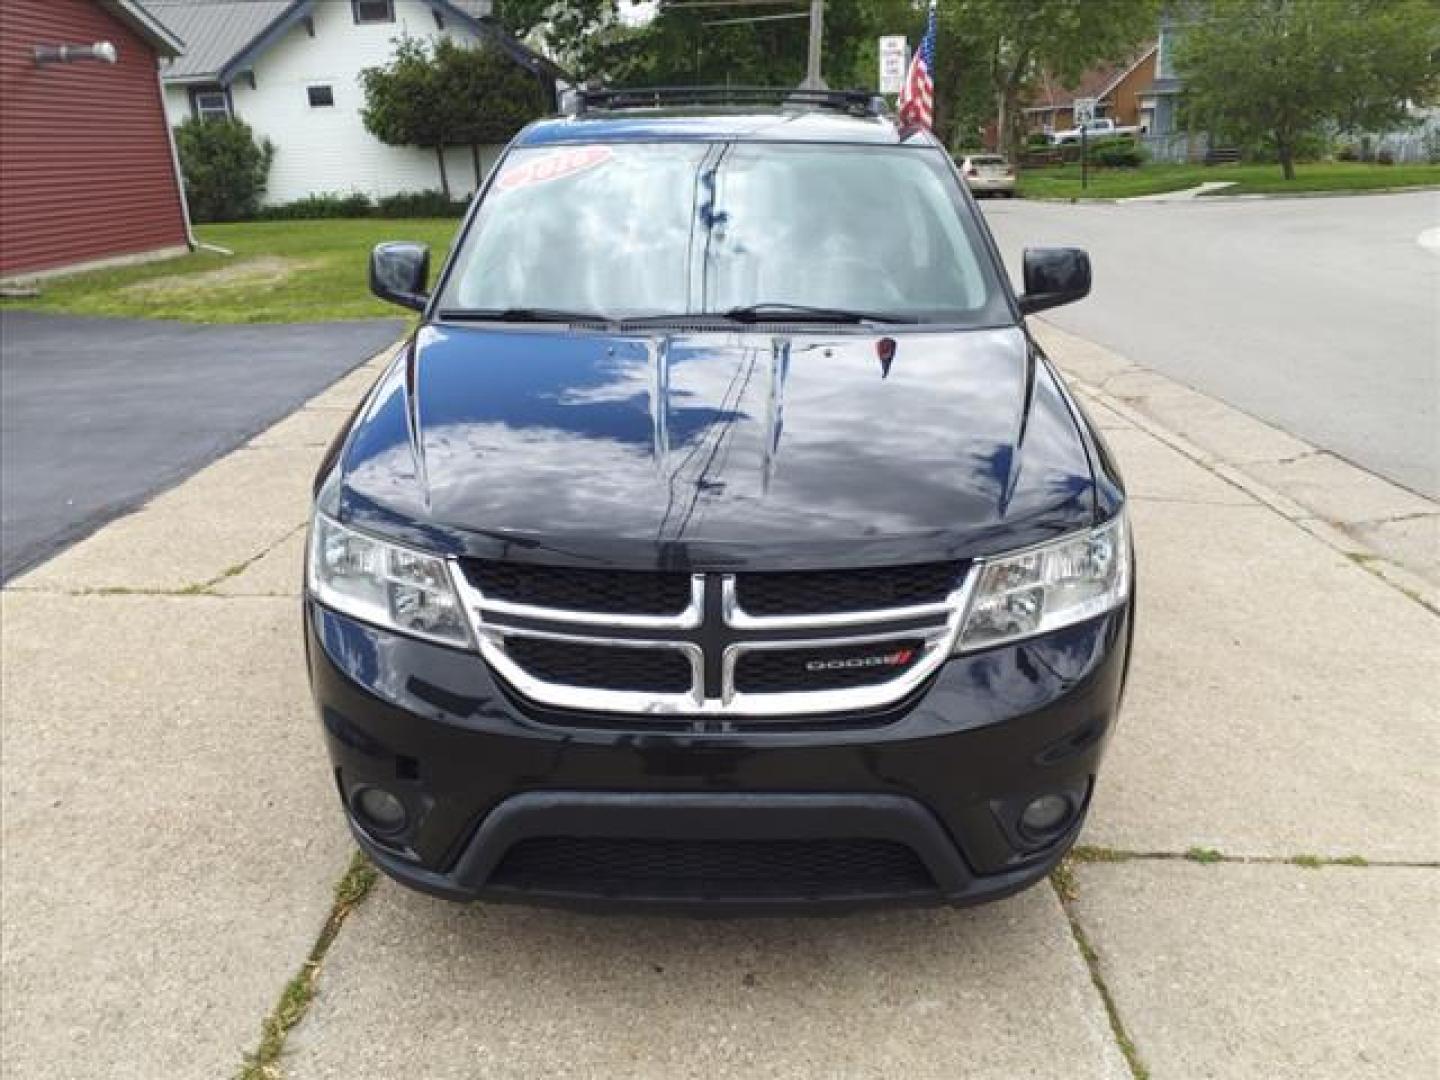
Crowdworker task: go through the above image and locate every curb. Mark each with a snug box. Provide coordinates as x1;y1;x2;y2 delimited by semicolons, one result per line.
1033;320;1439;616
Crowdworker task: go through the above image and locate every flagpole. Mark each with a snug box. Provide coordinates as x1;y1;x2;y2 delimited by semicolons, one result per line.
801;0;826;89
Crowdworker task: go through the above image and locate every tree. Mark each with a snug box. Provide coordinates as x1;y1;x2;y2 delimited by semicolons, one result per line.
937;0;1160;157
1174;0;1440;179
435;37;550;189
360;37;458;198
492;0;626;75
173;116;274;222
361;36;550;198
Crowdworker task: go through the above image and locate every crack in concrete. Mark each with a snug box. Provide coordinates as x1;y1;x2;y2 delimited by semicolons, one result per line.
1049;876;1151;1080
235;852;378;1080
1069;845;1438;870
1346;509;1439;527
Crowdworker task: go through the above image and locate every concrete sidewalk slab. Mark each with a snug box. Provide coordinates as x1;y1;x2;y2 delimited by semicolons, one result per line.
0;592;351;1080
10;444;322;594
213;527;308;597
1100;369;1314;466
1032;320;1440;592
1099;426;1252;506
1086;491;1440;861
1071;861;1440;1079
247;405;351;450
304;362;388;412
1247;453;1436;529
285;880;1128;1080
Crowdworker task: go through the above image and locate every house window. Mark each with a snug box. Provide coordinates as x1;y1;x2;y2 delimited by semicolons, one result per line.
351;0;394;24
307;85;335;108
190;86;231;122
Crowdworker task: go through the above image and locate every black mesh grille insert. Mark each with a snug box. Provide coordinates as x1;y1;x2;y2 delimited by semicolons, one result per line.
504;638;692;693
489;837;935;898
736;563;961;616
734;639;926;693
464;561;691;616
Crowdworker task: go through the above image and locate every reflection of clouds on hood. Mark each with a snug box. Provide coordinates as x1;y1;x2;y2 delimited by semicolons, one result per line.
343;327;1092;549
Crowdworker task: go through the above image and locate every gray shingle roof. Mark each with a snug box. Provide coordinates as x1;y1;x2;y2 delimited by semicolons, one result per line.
153;0;564;88
150;0;297;80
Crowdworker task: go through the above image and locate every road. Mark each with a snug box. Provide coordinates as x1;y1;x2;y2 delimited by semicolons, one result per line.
0;312;401;581
982;190;1440;499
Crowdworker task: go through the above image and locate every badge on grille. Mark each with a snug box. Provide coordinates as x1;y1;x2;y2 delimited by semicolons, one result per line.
805;648;915;673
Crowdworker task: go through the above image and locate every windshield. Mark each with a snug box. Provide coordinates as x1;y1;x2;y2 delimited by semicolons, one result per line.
437;141;1009;325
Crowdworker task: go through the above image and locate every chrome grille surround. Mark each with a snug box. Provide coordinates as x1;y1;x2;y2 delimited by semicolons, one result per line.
450;565;972;719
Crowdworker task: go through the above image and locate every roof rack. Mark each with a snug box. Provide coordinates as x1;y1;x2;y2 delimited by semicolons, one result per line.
562;85;888;118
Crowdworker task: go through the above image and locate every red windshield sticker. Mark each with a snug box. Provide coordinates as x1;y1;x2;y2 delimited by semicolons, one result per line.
495;146;614;193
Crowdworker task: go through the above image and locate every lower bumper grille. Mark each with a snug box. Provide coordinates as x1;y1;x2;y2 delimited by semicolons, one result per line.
489;836;936;899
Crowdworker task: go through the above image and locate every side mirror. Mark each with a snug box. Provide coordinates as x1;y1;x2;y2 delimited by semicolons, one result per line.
1018;247;1091;316
369;242;430;312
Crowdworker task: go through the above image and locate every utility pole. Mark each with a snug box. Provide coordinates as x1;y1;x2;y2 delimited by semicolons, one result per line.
801;0;826;89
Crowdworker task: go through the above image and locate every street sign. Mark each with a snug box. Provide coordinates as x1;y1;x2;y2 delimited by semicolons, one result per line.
878;35;907;94
1072;97;1098;125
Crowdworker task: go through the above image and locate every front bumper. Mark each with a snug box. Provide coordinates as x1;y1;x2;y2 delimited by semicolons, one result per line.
306;598;1131;911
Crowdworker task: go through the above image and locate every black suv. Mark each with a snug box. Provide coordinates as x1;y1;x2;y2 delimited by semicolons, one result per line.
305;88;1133;911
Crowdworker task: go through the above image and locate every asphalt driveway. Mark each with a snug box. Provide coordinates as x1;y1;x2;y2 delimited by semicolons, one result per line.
0;311;402;581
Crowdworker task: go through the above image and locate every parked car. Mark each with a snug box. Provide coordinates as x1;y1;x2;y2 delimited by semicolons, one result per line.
958;153;1016;197
1050;118;1139;145
307;87;1133;912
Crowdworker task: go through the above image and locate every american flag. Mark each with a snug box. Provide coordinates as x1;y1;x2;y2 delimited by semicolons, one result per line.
897;1;937;131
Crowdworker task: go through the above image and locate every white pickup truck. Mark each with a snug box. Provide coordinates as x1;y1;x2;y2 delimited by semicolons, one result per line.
1049;118;1139;145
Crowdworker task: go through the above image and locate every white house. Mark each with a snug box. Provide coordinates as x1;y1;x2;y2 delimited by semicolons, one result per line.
152;0;566;204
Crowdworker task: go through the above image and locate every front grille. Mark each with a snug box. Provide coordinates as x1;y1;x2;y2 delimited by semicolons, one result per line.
489;836;935;898
735;562;961;616
734;639;927;693
463;560;691;616
503;638;692;693
459;562;969;718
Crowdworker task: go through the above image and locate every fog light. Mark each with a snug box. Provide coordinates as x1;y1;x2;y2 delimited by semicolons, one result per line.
354;786;407;834
1019;793;1073;839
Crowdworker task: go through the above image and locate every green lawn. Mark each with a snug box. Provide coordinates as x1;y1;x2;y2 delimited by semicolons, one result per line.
4;218;463;323
1017;161;1440;200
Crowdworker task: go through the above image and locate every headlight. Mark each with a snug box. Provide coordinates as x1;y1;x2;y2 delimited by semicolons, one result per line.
307;514;470;647
955;513;1130;653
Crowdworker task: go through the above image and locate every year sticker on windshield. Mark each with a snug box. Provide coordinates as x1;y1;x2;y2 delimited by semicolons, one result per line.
495;146;614;193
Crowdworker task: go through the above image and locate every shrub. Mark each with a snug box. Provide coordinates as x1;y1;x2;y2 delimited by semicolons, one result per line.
174;117;274;222
257;192;374;220
375;190;468;218
1336;144;1359;162
1026;131;1051;148
1375;148;1395;165
1092;138;1147;168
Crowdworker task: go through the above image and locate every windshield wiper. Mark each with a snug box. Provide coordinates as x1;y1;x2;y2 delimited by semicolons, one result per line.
437;307;612;324
720;303;917;325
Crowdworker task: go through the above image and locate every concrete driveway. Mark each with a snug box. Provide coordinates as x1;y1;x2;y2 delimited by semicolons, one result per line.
0;311;403;581
2;332;1435;1080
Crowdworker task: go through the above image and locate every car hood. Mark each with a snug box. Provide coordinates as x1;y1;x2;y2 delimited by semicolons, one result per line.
330;323;1096;570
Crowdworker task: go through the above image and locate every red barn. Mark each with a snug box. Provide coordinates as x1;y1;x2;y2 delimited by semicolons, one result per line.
0;0;190;281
